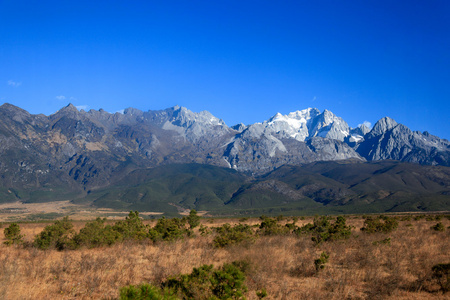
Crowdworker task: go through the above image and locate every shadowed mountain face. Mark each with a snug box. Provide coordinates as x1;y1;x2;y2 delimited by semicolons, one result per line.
0;103;449;212
80;161;450;215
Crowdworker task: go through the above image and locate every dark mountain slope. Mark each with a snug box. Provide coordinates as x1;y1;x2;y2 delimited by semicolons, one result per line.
81;162;450;215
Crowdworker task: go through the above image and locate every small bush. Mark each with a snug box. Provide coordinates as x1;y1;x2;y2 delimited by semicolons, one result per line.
256;288;268;299
187;209;201;229
432;263;450;293
199;224;212;236
372;237;391;246
431;222;445;232
33;216;74;250
112;211;148;240
400;216;412;221
414;215;425;221
163;263;247;300
213;223;254;248
361;216;398;234
3;223;24;245
294;216;352;245
314;251;329;272
257;216;289;236
120;283;179;300
71;217;122;248
148;217;191;242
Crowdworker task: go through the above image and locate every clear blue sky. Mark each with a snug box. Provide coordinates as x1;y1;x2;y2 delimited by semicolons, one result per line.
1;0;449;139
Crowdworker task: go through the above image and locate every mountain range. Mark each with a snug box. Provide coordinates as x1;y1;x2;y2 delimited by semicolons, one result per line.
0;103;449;214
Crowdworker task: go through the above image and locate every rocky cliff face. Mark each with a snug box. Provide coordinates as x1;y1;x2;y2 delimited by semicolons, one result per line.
0;103;448;197
355;117;450;165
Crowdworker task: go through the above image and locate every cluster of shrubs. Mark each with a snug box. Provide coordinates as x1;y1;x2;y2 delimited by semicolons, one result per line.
360;215;398;234
120;261;252;300
8;212;446;251
212;223;254;248
211;215;354;248
3;210;201;250
294;216;353;245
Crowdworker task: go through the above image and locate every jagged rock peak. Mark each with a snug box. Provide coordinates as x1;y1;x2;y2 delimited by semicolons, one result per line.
0;102;30;115
357;124;371;135
231;123;247;132
50;103;81;119
170;106;227;127
123;107;144;116
0;102;33;124
61;103;78;112
369;117;398;137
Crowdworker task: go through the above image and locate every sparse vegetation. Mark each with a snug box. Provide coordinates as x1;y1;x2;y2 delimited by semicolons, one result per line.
0;213;449;299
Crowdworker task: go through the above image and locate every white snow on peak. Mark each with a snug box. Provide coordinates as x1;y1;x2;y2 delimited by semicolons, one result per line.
264;108;321;141
258;108;353;142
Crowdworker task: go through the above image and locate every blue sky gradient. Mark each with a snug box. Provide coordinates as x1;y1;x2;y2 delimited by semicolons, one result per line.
1;0;449;138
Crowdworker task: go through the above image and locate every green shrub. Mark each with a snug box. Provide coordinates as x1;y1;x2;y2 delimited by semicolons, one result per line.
163;263;247;300
400;216;412;221
33;216;74;250
112;211;148;240
148;217;190;242
256;288;267;299
414;215;425;221
294;216;352;245
425;215;435;221
213;223;254;248
119;283;179;300
314;251;329;272
284;221;297;231
328;216;352;240
431;263;450;293
71;217;122;248
431;222;446;232
199;224;212;236
3;223;24;245
360;216;398;234
187;209;201;229
372;237;391;246
257;216;289;236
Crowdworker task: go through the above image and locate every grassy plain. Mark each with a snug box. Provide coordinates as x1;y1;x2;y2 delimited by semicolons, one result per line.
0;215;449;299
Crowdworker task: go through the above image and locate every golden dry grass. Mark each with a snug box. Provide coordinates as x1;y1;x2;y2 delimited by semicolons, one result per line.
0;216;449;299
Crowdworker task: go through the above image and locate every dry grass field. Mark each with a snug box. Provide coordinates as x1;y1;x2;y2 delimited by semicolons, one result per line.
0;215;449;299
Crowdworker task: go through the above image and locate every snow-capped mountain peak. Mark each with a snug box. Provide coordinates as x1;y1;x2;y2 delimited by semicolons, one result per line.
262;108;350;141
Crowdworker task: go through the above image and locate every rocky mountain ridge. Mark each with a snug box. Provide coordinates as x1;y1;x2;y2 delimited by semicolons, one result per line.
0;102;449;202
